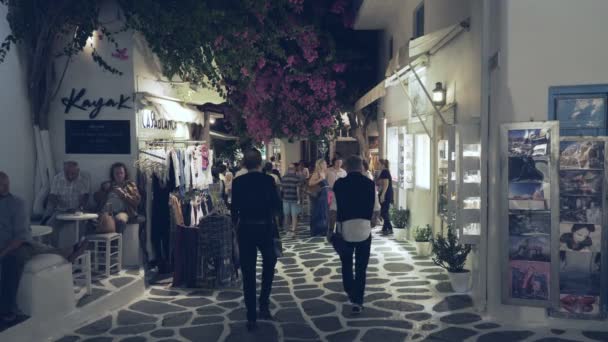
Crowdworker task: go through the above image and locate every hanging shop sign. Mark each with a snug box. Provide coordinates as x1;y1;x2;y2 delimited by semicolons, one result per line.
62;88;132;119
500;121;560;308
140;109;177;130
65;120;131;154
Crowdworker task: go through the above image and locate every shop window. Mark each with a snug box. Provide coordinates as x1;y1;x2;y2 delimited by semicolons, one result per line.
415;134;430;189
549;84;608;136
413;2;425;39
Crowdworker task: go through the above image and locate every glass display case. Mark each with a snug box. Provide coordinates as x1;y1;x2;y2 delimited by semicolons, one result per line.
455;123;482;244
437;125;457;229
387;126;413;190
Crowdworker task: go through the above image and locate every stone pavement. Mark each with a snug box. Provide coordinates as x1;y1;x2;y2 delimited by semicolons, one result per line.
57;224;608;342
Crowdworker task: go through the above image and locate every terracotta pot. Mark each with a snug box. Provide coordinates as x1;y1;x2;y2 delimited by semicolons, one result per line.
415;241;432;256
448;270;471;293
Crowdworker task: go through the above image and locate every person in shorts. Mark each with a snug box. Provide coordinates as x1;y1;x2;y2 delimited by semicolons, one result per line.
281;163;301;236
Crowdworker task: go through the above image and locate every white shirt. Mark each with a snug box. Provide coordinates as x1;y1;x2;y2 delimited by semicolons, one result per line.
330;189;380;242
327;167;347;188
235;168;248;179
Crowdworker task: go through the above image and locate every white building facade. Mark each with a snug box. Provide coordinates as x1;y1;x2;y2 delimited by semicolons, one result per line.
356;0;608;329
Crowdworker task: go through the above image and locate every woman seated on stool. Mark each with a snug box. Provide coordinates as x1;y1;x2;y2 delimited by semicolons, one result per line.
94;163;141;233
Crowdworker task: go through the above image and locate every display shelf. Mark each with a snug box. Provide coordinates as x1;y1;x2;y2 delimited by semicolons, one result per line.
548;137;608;320
500;121;560;309
454;124;482;243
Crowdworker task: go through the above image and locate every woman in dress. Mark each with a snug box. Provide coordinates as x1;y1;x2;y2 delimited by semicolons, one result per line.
94;162;141;233
308;159;329;237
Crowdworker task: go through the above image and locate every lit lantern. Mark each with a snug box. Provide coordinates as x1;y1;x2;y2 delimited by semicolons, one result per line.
432;82;446;107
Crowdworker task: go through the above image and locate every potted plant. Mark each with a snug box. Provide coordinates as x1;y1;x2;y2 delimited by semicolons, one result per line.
414;224;433;256
431;226;472;293
390;207;410;241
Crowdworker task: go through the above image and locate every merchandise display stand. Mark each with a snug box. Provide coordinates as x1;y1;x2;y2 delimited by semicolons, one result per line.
500;121;560;308
548;137;608;320
455;123;482;244
437;126;456;231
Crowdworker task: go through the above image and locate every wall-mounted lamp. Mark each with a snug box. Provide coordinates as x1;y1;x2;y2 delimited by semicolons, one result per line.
432;82;446;107
209;117;216;124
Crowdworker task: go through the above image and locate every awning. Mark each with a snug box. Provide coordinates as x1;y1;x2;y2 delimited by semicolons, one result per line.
385;19;470;87
354;81;386;112
385;43;411;77
409;19;469;61
138;94;206;125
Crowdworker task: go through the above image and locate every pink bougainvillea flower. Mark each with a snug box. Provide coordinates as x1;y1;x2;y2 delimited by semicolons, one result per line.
240;67;250;77
257;57;267;70
332;63;347;73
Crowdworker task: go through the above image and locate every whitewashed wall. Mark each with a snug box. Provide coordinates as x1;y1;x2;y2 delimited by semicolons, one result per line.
379;0;480;230
0;6;36;211
48;3;136;195
486;0;608;329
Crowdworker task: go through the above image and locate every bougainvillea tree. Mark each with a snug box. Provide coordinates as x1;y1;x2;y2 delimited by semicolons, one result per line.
1;0;377;146
120;0;377;144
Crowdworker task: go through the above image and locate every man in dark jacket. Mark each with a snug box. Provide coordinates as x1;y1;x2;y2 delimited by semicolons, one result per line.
231;149;281;331
328;155;380;314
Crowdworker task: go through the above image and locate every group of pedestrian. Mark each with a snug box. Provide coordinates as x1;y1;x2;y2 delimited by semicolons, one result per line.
231;149;385;331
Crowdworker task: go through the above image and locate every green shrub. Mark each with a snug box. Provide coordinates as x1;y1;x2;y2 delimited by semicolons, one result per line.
414;224;432;242
390;207;409;228
431;226;472;273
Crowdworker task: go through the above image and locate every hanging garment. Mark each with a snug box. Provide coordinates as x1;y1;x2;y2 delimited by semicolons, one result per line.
173;224;200;288
151;174;171;270
191;147;206;189
199;213;237;287
171;149;181;188
183;148;192;190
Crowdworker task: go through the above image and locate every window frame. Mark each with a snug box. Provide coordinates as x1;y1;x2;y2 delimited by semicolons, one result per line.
413;2;425;39
549;84;608;137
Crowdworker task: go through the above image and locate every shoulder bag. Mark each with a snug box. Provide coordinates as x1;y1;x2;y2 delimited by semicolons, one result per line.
329;222;345;254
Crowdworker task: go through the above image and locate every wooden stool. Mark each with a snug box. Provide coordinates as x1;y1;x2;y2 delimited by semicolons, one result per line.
87;233;122;277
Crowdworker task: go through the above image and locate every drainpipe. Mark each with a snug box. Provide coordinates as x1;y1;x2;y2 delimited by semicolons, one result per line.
478;0;492;313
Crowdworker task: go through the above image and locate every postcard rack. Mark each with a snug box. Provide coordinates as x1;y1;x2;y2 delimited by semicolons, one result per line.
547;136;608;320
500;121;560;308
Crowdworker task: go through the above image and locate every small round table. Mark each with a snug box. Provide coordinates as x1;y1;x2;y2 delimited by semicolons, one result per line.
56;213;99;244
30;225;53;239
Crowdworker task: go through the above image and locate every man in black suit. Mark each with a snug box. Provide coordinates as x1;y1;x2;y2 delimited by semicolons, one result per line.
231;149;281;331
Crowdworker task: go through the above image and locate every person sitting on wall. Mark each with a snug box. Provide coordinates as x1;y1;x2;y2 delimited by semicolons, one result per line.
44;161;91;245
94;162;141;234
0;172;87;324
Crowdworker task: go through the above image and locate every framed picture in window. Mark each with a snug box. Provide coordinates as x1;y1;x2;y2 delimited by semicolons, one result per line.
555;94;607;136
549;84;608;137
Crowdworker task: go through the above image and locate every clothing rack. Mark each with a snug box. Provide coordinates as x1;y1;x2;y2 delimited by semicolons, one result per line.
139;150;166;160
140;139;207;146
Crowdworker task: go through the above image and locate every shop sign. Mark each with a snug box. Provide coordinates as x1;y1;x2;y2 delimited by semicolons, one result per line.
62;88;132;119
65;120;131;154
141;109;177;130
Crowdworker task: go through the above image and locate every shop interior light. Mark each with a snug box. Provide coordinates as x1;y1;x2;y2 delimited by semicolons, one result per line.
432;82;446;107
